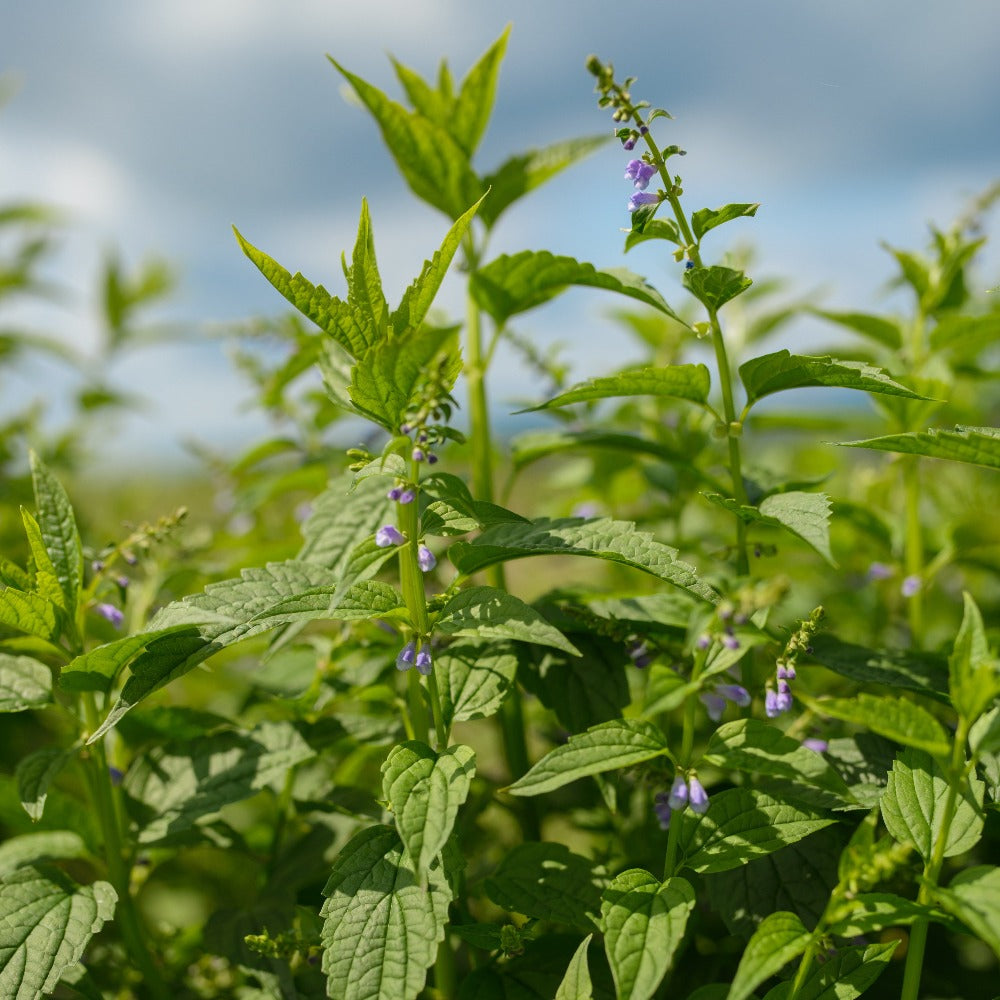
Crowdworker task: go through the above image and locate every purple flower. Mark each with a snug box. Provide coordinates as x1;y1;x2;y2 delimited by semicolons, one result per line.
108;765;124;786
625;158;656;190
777;664;796;681
395;640;416;671
628;191;660;213
95;603;124;629
412;448;426;462
415;648;432;675
427;453;439;465
375;525;406;548
700;691;728;722
91;559;105;574
688;775;709;814
765;688;782;718
622;135;637;150
417;545;437;573
717;683;751;707
867;561;894;581
628;641;653;669
802;738;829;754
387;486;403;501
116;575;130;589
398;488;416;505
668;774;689;811
654;791;672;830
901;575;921;598
696;633;712;651
722;632;740;651
775;686;793;714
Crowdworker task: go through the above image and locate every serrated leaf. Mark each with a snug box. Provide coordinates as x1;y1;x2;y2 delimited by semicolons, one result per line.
481;135;610;229
331;58;483;220
448;517;718;604
705;720;850;797
381;741;476;877
507;719;669;797
485;842;607;930
676;789;836;874
691;203;760;242
970;706;1000;757
19;510;65;612
321;825;451;1000
435;586;579;655
28;451;82;621
555;934;593;1000
601;872;694;1000
436;638;519;727
624;218;681;252
0;833;91;878
810;309;903;350
517;364;711;413
683;265;752;310
760;942;897;1000
0;655;51;712
0;866;116;1000
949;591;1000;722
16;749;73;822
928;865;1000;960
839;425;1000;471
880;748;984;860
0;587;60;643
739;350;923;407
800;693;951;758
702;492;834;565
450;27;509;156
726;911;811;1000
233;227;373;358
124;721;315;844
470;251;683;326
346;199;390;345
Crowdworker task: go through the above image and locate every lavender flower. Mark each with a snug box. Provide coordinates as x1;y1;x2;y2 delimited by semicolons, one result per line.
667;774;689;811
108;765;124;786
415;647;432;675
91;559;105;574
688;775;710;814
653;791;672;830
395;640;416;671
776;664;796;681
696;633;712;651
700;691;728;721
95;603;124;629
387;486;403;501
722;632;740;651
398;488;416;505
417;545;437;572
412;447;426;462
628;640;653;669
622;134;637;150
901;575;921;598
116;575;130;589
426;453;439;465
867;561;894;581
765;688;783;718
716;683;751;707
375;525;406;548
802;738;829;754
628;191;660;213
625;158;656;190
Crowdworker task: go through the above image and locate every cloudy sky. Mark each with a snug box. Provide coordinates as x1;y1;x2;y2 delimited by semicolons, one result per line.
2;1;999;467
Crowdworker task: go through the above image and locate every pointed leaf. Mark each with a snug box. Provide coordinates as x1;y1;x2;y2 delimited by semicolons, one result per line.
28;451;82;619
739;350;923;407
839;425;1000;471
0;866;116;1000
346;199;390;345
810;309;902;350
880;748;984;860
435;586;579;655
624;219;681;252
436;638;519;727
0;833;91;878
451;27;510;156
507;719;669;797
726;911;811;1000
949;591;1000;722
470;251;683;326
761;941;897;1000
0;655;51;712
448;516;719;604
691;203;760;242
825;893;956;938
683;265;752;310
518;365;711;412
601;872;695;1000
555;934;593;1000
0;587;60;643
927;865;1000;960
19;510;65;612
320;825;451;1000
16;748;73;822
381;741;476;877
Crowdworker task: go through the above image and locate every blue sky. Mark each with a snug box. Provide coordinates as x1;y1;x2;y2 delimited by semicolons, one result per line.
2;1;999;466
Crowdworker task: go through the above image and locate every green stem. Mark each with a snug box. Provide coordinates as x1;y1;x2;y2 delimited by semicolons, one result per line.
903;456;924;647
82;696;169;1000
434;932;458;999
787;941;819;1000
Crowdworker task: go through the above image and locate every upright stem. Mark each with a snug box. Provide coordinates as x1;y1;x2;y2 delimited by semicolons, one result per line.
903;456;924;647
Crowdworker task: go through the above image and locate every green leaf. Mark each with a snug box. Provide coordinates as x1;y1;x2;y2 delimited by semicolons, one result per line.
822;735;897;809
704;720;851;797
28;451;82;620
825;892;955;938
321;825;451;1000
517;365;711;412
484;842;607;931
928;865;1000;960
19;510;65;612
450;27;509;156
448;517;719;604
970;706;1000;757
16;748;73;822
702;492;834;565
507;719;669;797
0;866;116;1000
949;591;1000;722
481;136;610;230
691;203;760;242
470;251;684;326
435;586;579;655
381;741;476;877
839;425;1000;471
555;934;593;1000
435;638;519;727
760;942;897;1000
624;219;681;252
60;626;195;694
726;911;811;1000
298;474;393;570
800;693;951;758
233;227;373;358
0;654;51;712
0;587;60;643
345;199;390;345
676;789;836;874
806;634;949;701
880;748;985;860
601;872;694;1000
124;721;315;844
330;59;483;220
739;350;923;408
683;265;752;310
809;309;903;350
0;832;91;878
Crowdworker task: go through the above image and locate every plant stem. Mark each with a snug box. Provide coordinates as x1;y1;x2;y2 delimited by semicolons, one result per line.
787;941;818;1000
434;932;458;999
903;456;924;647
82;695;169;1000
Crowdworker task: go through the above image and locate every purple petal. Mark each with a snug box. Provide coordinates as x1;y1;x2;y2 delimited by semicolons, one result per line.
653;792;672;830
717;683;751;707
417;546;437;573
395;640;416;671
802;738;829;754
375;525;406;548
688;775;709;814
901;575;921;598
415;648;432;675
668;774;688;811
95;603;124;629
700;692;727;722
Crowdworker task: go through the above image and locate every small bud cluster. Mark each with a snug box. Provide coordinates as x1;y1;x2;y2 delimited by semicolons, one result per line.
695;599;747;655
654;772;709;830
374;526;436;574
765;605;824;719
